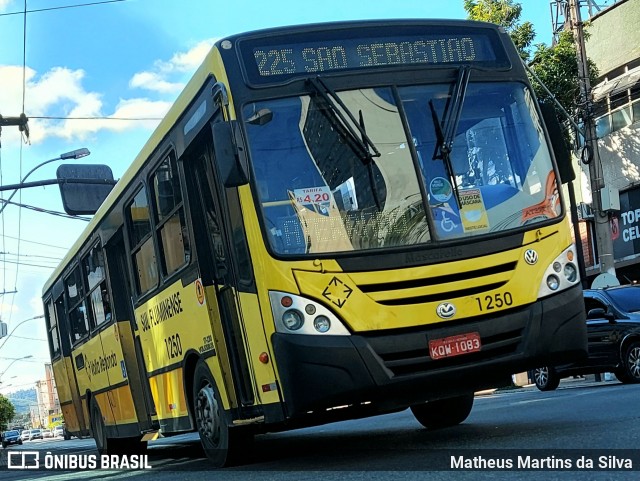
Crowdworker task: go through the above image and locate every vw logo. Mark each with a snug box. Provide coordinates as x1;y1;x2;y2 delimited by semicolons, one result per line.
436;302;456;319
524;249;539;265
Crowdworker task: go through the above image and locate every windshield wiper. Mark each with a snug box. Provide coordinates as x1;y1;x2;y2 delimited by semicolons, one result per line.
307;77;380;163
429;66;471;210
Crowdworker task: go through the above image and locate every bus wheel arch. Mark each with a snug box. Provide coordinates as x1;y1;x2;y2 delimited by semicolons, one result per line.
183;351;201;429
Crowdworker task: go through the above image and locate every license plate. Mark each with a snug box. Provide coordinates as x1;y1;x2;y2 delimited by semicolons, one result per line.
429;332;481;360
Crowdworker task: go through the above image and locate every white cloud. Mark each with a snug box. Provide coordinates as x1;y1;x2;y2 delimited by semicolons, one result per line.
0;65;171;143
129;71;183;94
0;0;13;12
130;39;216;93
0;40;214;143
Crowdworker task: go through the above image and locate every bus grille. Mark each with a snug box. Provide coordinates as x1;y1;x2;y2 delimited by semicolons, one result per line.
356;261;517;305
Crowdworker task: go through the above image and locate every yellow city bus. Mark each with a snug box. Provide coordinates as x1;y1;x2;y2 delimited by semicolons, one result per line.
43;19;587;466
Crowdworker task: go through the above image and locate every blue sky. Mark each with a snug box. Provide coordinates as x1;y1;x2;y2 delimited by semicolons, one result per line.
0;0;560;393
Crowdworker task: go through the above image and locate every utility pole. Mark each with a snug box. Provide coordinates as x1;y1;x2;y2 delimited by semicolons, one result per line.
567;0;617;278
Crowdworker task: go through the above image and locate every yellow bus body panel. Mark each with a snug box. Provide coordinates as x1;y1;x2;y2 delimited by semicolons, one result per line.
148;368;189;420
135;278;228;413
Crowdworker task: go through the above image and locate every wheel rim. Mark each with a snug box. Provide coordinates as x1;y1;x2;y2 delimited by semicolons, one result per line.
534;367;549;387
195;381;222;448
627;346;640;379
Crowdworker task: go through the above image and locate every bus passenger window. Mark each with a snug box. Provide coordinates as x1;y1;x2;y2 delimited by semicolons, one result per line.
84;245;113;326
152;153;191;277
69;302;89;341
127;186;159;294
45;300;61;357
90;284;112;326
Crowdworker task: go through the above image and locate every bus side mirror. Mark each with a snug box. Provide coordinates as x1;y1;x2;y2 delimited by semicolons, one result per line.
212;121;249;187
539;103;575;184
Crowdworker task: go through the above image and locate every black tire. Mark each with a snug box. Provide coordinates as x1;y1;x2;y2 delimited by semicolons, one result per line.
619;342;640;384
63;431;71;441
192;360;251;467
90;397;109;455
410;393;474;429
533;366;560;391
2;442;7;449
90;397;147;455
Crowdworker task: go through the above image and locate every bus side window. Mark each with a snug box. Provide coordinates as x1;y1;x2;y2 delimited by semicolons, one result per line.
65;266;89;342
83;244;113;327
126;186;159;295
151;152;191;277
44;299;61;358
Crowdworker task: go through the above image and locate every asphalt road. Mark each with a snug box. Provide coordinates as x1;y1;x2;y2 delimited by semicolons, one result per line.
2;379;639;481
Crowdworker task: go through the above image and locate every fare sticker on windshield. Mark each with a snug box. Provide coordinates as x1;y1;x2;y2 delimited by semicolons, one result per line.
293;186;333;214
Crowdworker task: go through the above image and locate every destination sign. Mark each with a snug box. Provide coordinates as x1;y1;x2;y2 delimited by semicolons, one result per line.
239;25;510;84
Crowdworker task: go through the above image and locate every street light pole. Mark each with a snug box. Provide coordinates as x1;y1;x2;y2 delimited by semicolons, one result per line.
0;148;90;216
0;355;33;383
0;315;44;350
568;0;617;279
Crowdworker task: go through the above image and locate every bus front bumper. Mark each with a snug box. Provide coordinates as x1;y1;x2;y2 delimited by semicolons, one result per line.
271;284;586;419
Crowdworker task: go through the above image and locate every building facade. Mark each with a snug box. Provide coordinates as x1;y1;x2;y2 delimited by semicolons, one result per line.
580;0;640;283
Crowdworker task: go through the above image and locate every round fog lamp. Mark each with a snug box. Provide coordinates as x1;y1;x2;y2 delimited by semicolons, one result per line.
564;263;578;283
546;274;560;291
313;315;331;333
282;310;304;330
553;261;562;273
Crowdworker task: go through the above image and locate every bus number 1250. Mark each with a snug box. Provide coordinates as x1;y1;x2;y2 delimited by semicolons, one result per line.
475;292;513;312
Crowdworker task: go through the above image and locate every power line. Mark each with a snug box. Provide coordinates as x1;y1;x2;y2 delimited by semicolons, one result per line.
0;252;63;261
0;234;67;250
0;259;56;269
31;116;163;120
0;0;128;17
0;198;91;221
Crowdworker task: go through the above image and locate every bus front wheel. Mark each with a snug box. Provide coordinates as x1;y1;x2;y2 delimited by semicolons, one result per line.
193;360;249;467
410;393;474;429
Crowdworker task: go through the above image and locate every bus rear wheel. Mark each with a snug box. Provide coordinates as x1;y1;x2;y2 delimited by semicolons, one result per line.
90;397;109;455
410;393;474;429
193;360;250;467
90;397;147;455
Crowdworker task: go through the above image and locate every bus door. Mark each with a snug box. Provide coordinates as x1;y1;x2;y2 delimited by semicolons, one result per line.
49;289;89;435
182;129;256;410
104;229;157;432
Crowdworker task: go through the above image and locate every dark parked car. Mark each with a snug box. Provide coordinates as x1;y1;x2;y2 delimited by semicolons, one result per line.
533;285;640;391
1;430;23;448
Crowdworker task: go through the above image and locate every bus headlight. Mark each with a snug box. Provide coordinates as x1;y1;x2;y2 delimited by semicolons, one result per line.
282;310;304;330
313;315;331;333
537;244;581;298
269;291;350;335
564;263;578;283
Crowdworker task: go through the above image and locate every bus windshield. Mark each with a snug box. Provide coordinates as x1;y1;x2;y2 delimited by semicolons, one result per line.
243;81;560;256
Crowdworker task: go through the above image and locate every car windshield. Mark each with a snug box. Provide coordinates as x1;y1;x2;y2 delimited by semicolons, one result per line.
244;81;561;256
5;431;18;436
607;287;640;313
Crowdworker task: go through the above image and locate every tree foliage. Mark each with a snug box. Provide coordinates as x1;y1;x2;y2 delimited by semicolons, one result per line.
0;394;16;431
464;0;598;123
464;0;535;61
